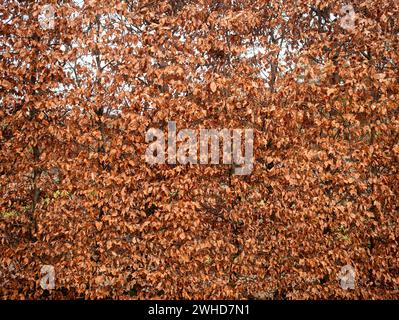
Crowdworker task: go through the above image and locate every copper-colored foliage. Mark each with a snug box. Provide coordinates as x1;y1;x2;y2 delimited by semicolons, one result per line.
0;0;398;299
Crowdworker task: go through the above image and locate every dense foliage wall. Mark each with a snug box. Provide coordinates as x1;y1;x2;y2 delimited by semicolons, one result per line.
0;0;398;299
